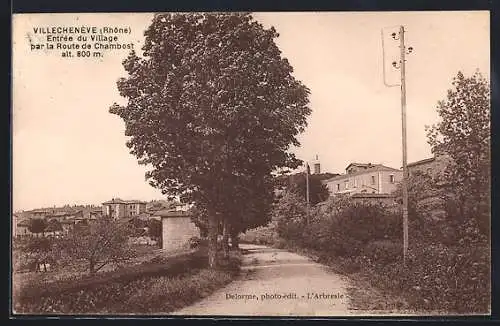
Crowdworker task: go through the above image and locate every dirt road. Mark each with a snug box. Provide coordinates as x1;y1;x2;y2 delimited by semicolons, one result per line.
171;244;354;316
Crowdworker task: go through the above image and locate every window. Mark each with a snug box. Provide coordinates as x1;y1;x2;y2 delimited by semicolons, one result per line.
337;184;340;191
371;176;376;185
389;174;395;183
354;179;357;188
345;180;349;189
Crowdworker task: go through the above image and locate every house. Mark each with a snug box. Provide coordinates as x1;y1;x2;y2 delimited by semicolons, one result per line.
407;153;452;179
14;217;33;237
46;210;83;221
102;198;147;219
322;163;403;196
152;209;199;251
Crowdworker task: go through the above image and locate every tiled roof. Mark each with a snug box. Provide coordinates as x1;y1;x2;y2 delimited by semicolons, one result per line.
407;157;435;168
345;162;374;170
16;218;31;227
351;193;396;198
102;198;147;205
153;209;192;218
323;164;401;183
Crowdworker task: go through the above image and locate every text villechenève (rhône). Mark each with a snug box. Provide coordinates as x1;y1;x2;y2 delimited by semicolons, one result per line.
28;26;135;59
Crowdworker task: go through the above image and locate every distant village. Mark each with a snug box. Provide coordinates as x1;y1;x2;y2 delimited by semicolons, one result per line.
13;153;450;251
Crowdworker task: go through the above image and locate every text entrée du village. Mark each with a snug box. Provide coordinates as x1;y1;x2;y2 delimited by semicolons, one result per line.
29;25;135;59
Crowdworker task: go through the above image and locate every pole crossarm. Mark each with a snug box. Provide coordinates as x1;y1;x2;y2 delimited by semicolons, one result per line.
381;27;400;88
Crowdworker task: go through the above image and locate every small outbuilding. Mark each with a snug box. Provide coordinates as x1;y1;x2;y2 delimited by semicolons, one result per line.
152;209;199;251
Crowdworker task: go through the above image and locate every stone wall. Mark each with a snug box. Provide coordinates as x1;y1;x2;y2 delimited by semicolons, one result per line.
350;194;398;207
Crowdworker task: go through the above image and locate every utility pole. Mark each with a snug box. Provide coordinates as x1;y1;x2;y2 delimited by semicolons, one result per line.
382;25;414;265
399;26;409;266
305;162;310;210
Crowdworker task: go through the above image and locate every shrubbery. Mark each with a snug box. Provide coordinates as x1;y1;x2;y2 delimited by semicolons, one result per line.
270;190;490;314
363;240;402;264
275;194;402;257
15;250;242;314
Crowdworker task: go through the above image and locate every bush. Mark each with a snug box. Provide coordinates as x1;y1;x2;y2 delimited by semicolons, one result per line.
272;188;490;314
15;250;242;314
17;250;207;304
363;240;402;264
391;241;489;313
273;192;308;242
188;236;202;249
15;251;241;314
299;198;402;257
273;238;288;249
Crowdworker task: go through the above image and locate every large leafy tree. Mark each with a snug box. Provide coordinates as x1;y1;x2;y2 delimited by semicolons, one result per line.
426;70;490;232
110;13;310;267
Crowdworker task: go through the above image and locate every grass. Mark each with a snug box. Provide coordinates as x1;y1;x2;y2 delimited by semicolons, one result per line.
14;250;242;315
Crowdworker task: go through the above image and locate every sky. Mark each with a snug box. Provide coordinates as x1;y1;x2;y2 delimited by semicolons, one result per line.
12;11;490;211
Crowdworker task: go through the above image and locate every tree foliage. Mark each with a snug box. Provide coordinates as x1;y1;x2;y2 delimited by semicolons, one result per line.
190;174;275;240
17;237;55;272
393;170;439;218
61;219;137;275
426;70;490;231
273;191;308;241
46;219;63;232
147;218;162;247
28;218;47;235
286;172;331;205
110;13;311;267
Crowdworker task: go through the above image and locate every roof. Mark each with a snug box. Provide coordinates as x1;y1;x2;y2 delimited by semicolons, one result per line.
154;210;192;218
407;157;435;168
351;193;396;198
17;218;31;227
323;164;401;183
31;209;54;213
46;211;78;217
102;198;147;205
345;162;375;171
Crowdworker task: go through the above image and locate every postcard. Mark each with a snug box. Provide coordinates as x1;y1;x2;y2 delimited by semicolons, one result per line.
11;11;491;316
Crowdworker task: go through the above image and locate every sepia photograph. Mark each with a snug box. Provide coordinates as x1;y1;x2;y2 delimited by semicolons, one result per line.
11;11;491;316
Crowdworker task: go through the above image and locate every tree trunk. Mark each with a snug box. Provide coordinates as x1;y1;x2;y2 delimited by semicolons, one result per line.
208;212;218;269
89;260;96;275
222;220;230;259
230;225;239;250
231;232;240;250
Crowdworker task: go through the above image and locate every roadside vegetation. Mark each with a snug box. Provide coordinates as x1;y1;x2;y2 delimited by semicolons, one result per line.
241;190;489;314
242;71;490;315
13;218;242;315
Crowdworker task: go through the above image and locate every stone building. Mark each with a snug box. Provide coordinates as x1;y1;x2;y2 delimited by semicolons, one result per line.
102;198;147;219
322;163;403;196
407;153;452;179
152;209;199;251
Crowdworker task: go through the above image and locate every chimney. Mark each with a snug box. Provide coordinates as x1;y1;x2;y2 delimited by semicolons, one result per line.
313;155;321;174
